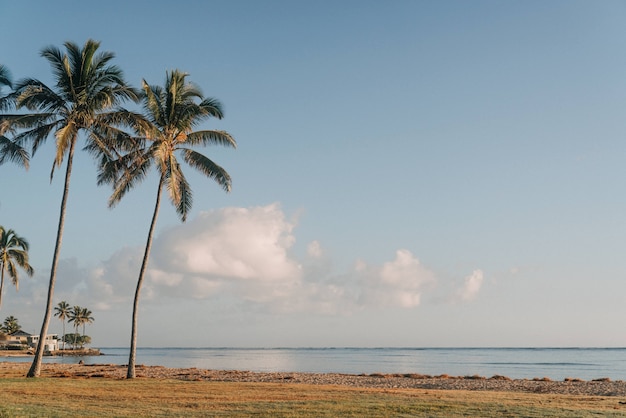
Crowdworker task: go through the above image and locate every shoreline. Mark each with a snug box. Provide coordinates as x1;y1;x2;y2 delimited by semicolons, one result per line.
1;362;626;397
0;348;101;357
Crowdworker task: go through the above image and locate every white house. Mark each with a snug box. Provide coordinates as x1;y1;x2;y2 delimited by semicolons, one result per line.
27;333;59;352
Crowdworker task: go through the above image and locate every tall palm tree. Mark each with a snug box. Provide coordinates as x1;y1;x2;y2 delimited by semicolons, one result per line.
53;301;70;350
0;226;34;308
0;40;140;377
98;70;236;378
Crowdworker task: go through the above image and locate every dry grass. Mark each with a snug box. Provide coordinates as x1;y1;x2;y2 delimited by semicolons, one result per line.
1;362;626;416
0;377;625;417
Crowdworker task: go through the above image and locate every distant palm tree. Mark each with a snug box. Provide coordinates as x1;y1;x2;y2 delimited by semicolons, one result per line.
68;306;82;349
0;40;140;377
0;226;34;308
98;70;236;378
53;301;71;350
79;307;94;344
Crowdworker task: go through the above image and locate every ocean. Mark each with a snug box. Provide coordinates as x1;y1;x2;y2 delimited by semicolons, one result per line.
3;347;626;381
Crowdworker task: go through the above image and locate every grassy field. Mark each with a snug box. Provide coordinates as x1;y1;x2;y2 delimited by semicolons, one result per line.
0;377;625;417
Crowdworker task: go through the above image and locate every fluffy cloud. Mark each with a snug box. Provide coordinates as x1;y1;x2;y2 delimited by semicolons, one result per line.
151;204;301;283
25;204;484;319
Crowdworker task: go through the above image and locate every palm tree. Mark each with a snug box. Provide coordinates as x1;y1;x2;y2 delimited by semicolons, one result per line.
0;40;140;377
98;70;236;378
53;301;70;350
0;226;34;308
79;308;94;348
68;305;82;349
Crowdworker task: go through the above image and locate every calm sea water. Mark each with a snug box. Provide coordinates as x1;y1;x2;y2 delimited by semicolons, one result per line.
3;347;626;381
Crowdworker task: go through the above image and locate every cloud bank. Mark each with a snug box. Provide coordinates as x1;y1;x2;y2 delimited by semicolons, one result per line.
30;203;483;318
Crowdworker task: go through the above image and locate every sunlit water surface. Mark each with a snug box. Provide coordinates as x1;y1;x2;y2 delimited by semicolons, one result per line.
3;347;626;381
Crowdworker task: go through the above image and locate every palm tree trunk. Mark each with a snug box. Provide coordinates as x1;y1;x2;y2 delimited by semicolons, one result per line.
27;140;76;378
127;177;164;379
0;268;4;309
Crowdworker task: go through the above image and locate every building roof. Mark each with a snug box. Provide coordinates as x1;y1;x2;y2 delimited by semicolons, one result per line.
9;330;31;337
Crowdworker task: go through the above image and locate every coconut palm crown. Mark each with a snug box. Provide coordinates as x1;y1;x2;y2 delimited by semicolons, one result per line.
0;39;140;378
0;226;34;309
99;69;236;220
97;69;236;378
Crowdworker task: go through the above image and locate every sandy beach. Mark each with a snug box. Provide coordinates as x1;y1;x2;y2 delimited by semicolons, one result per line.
1;361;625;397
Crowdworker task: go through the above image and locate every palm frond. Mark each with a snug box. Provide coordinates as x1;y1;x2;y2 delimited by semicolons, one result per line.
0;136;30;169
198;97;225;119
165;158;192;221
185;130;237;148
182;149;232;192
0;65;12;88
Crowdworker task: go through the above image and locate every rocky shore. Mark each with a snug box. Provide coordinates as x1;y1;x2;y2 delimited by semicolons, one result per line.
1;361;626;397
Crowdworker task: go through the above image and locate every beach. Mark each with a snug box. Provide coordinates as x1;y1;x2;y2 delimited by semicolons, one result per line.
2;361;626;397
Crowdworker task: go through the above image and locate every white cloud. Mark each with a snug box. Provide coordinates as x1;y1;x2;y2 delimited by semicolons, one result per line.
151;203;301;282
23;204;483;321
458;270;484;301
356;249;437;308
307;240;323;258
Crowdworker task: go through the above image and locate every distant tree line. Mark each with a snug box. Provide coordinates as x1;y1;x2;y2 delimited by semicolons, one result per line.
54;302;94;349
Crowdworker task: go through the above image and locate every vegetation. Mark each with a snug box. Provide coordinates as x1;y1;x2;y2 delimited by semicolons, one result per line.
54;302;94;349
0;315;21;334
0;40;140;377
0;65;28;165
0;41;236;380
0;376;623;417
0;226;34;308
53;301;70;349
97;70;236;378
67;305;94;348
62;333;91;348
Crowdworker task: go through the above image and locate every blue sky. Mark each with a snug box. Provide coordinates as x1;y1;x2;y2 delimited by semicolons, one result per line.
1;0;626;347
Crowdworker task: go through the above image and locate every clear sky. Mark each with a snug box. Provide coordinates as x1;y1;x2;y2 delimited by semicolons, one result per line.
1;0;626;347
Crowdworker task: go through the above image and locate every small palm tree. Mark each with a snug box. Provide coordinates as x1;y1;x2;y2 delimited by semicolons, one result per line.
0;227;34;308
53;301;70;350
98;70;236;378
79;307;94;347
0;40;140;377
68;306;82;349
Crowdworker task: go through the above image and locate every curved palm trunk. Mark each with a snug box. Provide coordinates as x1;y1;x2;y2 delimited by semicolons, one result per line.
27;141;76;378
127;177;164;378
